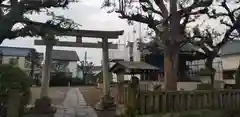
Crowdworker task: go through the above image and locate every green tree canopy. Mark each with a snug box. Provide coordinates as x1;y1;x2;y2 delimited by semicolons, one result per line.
0;0;80;43
0;64;32;95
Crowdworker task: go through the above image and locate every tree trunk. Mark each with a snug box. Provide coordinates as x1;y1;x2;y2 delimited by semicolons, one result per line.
163;0;179;90
205;56;215;85
164;45;179;90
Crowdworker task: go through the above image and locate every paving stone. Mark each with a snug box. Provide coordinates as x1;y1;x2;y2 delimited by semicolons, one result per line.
54;88;98;117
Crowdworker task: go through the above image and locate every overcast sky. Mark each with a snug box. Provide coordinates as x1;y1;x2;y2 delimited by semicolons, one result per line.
1;0;142;65
1;0;227;65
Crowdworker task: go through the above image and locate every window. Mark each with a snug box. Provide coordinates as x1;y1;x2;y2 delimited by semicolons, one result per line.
223;70;235;80
9;58;18;66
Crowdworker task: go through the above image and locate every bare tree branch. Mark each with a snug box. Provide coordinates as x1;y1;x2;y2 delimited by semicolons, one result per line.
154;0;168;17
140;0;163;16
116;10;161;33
221;0;235;23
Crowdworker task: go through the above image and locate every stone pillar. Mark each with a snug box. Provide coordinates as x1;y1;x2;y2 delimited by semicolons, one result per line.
40;40;54;98
116;73;125;116
7;90;21;117
116;74;124;104
101;37;110;96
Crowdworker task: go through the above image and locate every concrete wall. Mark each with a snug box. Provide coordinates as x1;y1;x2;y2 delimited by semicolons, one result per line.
177;82;201;91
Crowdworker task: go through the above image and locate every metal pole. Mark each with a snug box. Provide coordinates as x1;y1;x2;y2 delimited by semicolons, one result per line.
40;40;53;97
102;38;110;96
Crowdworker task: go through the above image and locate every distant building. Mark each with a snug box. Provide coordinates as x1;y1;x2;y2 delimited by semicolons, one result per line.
0;46;42;77
50;50;80;78
220;40;240;84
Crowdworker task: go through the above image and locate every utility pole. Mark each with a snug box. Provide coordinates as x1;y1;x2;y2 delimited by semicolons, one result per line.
83;51;87;84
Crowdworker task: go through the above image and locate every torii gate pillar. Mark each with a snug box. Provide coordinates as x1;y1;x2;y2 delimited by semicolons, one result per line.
40;39;56;97
102;37;110;97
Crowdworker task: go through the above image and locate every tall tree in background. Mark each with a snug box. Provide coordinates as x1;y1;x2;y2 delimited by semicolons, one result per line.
0;0;80;44
78;52;94;84
103;0;213;90
187;0;240;84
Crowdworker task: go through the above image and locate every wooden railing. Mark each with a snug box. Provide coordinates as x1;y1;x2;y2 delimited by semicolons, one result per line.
135;90;240;115
121;83;240;116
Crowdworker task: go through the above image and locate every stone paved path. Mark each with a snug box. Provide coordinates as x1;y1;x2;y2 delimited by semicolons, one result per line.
54;88;98;117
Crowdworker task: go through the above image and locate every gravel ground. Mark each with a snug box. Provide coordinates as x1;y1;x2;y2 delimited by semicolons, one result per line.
79;86;118;117
30;87;70;105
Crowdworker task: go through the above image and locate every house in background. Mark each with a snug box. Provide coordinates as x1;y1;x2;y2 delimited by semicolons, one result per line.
51;50;80;78
108;40;225;90
0;46;42;77
220;40;240;84
85;66;102;84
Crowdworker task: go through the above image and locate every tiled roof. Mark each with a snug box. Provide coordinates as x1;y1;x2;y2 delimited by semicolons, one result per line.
116;61;159;70
109;61;160;74
52;50;79;61
0;46;35;56
220;40;240;56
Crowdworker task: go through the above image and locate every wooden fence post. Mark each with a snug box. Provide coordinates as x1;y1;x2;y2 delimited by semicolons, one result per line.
7;89;21;117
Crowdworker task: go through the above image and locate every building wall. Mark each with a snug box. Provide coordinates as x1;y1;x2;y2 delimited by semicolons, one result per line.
68;61;78;77
109;44;128;61
221;54;240;70
51;60;78;78
2;56;32;75
220;54;240;84
187;57;223;81
109;41;141;62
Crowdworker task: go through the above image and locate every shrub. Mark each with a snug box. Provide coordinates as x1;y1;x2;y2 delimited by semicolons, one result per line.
0;64;32;116
0;64;32;98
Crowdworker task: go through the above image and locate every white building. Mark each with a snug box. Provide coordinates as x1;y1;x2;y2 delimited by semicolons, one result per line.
219;40;240;84
0;46;42;77
51;50;80;78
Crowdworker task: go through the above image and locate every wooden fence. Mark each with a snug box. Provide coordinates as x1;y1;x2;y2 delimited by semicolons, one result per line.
121;83;240;116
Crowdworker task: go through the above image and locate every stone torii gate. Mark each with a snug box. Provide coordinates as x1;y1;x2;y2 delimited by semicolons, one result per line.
34;29;124;105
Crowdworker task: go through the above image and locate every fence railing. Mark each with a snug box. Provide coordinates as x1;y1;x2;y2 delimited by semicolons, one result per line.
135;90;240;115
121;82;240;116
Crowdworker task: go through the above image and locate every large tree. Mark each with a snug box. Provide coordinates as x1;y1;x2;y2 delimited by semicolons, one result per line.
78;60;94;83
103;0;213;89
0;0;80;44
187;0;240;84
